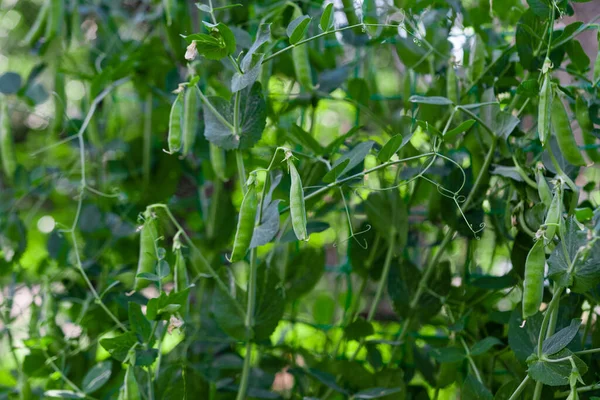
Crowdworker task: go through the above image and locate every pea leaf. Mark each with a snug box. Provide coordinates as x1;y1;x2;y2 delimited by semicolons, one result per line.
322;141;374;183
344;318;374;341
320;3;334;31
431;347;466;363
445;119;475;140
146;288;190;320
462;374;493;400
517;79;540;97
287;15;311;45
377;135;404;162
526;0;552;18
241;24;271;72
82;361;112;394
527;348;587;386
181;33;228;60
44;390;85;399
128;302;152;343
203;81;267;150
354;387;403;399
252;263;285;341
99;332;137;363
284;247;326;300
548;217;600;293
288;124;324;155
470;337;503;356
542;319;581;355
410;95;453;105
507;307;543;363
250;171;283;248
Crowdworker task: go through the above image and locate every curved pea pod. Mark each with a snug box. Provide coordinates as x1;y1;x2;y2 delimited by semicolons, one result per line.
119;365;141;400
536;168;552;207
23;0;49;46
0;98;17;181
52;72;65;134
209;143;227;181
575;96;600;163
229;181;258;262
544;185;562;244
288;160;308;241
293;44;313;91
552;94;585;166
522;239;545;319
182;84;200;156
446;63;458;105
538;60;553;146
134;211;159;291
167;91;184;154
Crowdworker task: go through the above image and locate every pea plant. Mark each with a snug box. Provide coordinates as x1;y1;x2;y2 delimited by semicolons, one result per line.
1;0;600;399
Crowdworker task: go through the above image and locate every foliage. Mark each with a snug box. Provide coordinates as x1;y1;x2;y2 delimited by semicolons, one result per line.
1;0;600;399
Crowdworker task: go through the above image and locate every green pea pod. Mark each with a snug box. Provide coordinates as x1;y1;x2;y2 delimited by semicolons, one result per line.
575;95;599;163
168;91;184;154
209;143;227;181
183;85;200;156
468;34;485;83
446;63;458;105
536;168;552;207
23;0;49;46
544;184;562;244
120;365;141;400
52;72;65;134
288;159;308;241
45;0;64;40
229;180;257;262
522;239;545;319
552;94;585;166
291;7;313;91
134;211;159;291
538;61;553;146
173;241;189;292
0;98;17;181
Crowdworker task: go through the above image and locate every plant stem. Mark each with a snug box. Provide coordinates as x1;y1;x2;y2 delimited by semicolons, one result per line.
508;375;530;400
236;151;247;193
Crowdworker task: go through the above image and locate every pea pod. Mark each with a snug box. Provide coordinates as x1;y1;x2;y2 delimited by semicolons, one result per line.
522;239;545;319
446;62;458;105
536;167;552;207
173;237;189;292
552;93;585;166
544;184;562;244
168;91;184;154
134;211;159;291
575;95;599;163
209;143;227;181
538;58;553;146
291;8;313;91
119;365;141;400
52;72;65;134
183;84;200;156
229;179;257;262
0;98;17;181
288;158;308;241
23;0;49;46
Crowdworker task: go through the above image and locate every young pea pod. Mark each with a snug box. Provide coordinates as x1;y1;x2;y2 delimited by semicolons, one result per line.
536;167;552;207
52;72;65;134
168;91;184;154
182;84;200;156
288;157;308;241
209;143;227;181
229;178;258;262
538;59;553;146
544;183;562;244
291;8;313;91
134;210;159;291
0;98;17;181
575;95;600;163
173;236;189;292
119;364;141;400
552;93;586;166
522;239;545;319
446;62;458;105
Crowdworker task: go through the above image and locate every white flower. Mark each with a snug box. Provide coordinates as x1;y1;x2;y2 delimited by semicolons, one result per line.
185;41;198;61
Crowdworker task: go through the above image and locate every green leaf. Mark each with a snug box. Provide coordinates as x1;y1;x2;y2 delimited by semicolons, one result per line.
212;274;247;340
156;259;170;279
348;78;370;107
516;10;546;71
136;272;160;281
82;361;112;394
128;302;152;343
283;247;326;300
462;374;493;400
287;15;311;45
526;0;552;18
249;171;282;249
99;332;138;363
354;387;403;399
320;3;334;31
527;348;587;386
44;390;85;399
344;318;374;341
575;207;593;222
253;263;285;341
431;347;466;363
313;293;336;325
288;124;325;155
377;135;404;162
548;217;600;293
240;24;271;72
508;307;543;363
146;288;190;320
517;79;540;97
542;319;581;355
471;337;503;356
231;52;263;92
445;119;475;140
322;141;374;183
181;33;228;60
203;81;267;150
364;191;408;248
409;95;453;105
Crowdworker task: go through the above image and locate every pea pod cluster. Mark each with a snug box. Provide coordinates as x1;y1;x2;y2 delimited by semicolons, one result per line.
0;97;16;181
287;155;308;241
229;177;258;262
134;210;159;291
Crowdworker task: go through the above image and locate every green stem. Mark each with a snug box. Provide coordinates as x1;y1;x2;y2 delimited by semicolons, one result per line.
236;151;247;193
554;381;600;398
508;375;530;400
